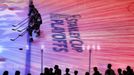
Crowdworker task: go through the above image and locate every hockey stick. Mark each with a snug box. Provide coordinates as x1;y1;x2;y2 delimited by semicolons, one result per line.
10;30;27;41
17;27;28;32
10;35;22;41
12;21;28;31
12;17;29;27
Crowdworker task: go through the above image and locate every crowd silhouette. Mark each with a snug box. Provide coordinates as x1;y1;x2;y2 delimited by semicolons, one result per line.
2;64;134;75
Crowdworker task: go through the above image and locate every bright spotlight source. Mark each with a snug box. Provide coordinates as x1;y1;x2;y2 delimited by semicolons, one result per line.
82;45;91;51
41;45;45;49
0;46;5;53
25;45;29;50
91;45;96;50
87;45;90;50
97;44;101;50
82;45;86;51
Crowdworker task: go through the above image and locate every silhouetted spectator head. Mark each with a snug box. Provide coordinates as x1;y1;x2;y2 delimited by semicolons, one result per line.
65;68;70;73
74;70;78;75
50;68;53;71
126;66;133;75
15;71;20;75
126;66;131;71
54;65;59;69
40;73;44;75
54;65;61;75
85;72;89;75
49;68;53;73
44;67;49;74
27;73;31;75
123;70;127;75
107;64;112;69
3;71;8;75
93;67;98;72
118;68;122;73
49;68;54;75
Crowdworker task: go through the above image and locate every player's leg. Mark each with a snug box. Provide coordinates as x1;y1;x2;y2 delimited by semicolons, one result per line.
27;27;34;42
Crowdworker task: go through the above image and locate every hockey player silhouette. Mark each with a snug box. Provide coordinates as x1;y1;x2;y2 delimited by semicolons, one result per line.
11;2;42;42
28;3;42;42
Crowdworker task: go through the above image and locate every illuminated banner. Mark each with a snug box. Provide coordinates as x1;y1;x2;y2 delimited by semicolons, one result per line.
50;13;83;52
